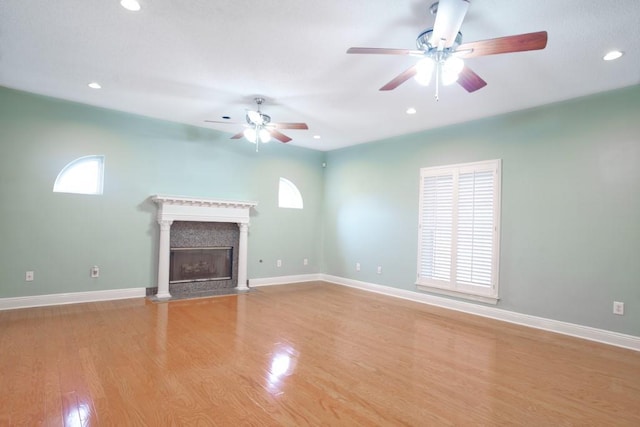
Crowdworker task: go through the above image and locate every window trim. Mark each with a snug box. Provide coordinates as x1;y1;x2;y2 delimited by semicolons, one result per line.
416;159;501;304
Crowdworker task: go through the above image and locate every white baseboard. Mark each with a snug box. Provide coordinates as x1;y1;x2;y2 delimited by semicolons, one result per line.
321;274;640;352
249;274;322;287
0;287;147;311
6;276;636;352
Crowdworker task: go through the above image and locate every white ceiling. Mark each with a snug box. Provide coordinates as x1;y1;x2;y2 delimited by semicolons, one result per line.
1;0;638;151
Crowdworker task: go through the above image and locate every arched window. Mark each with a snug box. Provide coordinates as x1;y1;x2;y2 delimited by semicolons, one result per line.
53;155;104;195
278;177;303;209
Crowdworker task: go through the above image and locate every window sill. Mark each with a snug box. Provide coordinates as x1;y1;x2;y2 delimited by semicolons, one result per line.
415;284;499;305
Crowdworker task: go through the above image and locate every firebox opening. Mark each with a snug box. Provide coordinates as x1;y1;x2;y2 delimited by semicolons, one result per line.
169;247;232;283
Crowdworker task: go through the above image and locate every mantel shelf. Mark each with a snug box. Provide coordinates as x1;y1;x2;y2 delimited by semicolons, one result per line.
152;195;257;210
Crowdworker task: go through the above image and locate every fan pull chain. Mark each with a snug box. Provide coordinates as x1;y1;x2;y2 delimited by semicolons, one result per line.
434;61;440;102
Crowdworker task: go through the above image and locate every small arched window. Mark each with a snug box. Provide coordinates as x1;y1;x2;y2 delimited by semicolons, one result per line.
278;177;303;209
53;155;104;195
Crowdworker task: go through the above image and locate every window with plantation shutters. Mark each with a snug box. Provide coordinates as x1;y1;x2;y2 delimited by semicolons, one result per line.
416;160;501;304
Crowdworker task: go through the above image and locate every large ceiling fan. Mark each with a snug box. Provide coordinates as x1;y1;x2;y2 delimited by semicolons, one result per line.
347;0;548;99
206;98;308;151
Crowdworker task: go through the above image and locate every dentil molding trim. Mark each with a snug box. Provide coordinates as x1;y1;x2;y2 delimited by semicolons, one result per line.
151;195;257;224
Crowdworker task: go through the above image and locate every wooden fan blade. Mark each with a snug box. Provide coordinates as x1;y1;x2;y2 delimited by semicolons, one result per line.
205;120;241;125
457;66;487;93
347;47;423;56
230;132;244;139
270;122;309;130
269;129;292;143
457;31;548;58
380;65;418;91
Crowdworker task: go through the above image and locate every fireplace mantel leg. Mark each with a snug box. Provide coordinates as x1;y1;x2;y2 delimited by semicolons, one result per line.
237;223;249;291
156;219;173;299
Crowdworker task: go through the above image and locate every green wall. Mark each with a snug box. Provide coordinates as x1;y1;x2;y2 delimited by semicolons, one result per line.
1;84;639;337
323;85;640;336
0;87;325;297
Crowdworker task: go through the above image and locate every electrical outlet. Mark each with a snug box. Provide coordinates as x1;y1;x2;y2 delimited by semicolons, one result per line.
303;258;308;266
25;271;34;282
377;266;382;274
276;259;282;268
91;266;100;278
356;262;361;271
613;301;624;315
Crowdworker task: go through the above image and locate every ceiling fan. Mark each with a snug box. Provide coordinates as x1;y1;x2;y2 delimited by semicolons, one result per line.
205;98;309;151
347;0;548;99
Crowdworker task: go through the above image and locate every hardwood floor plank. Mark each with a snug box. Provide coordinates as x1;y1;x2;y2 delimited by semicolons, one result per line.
0;282;638;425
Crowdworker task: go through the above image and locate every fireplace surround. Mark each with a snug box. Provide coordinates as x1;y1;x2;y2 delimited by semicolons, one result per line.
152;195;257;299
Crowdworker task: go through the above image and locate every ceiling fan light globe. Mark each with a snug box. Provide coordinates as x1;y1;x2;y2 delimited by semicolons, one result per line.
443;56;464;75
243;128;257;143
258;128;271;143
441;56;464;85
416;58;435;74
415;72;433;86
414;58;435;86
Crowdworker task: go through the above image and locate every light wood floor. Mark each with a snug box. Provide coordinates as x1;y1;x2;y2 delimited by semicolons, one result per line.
1;282;639;426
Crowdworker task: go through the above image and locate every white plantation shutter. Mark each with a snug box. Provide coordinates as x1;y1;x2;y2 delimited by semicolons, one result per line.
456;169;494;287
419;173;453;282
417;160;501;302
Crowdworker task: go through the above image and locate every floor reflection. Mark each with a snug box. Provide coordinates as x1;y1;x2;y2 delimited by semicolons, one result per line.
64;402;90;427
266;343;299;395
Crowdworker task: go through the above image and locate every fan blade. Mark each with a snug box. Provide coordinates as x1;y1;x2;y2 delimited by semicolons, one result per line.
432;0;470;48
457;66;487;93
230;132;244;139
205;120;241;125
269;129;292;143
456;31;548;58
380;65;418;91
270;122;309;130
347;47;423;56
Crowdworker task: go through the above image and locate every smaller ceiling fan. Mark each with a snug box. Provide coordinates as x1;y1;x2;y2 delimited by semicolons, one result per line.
205;98;308;151
347;0;548;100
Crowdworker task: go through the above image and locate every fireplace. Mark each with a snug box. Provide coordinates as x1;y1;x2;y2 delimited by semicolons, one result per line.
170;247;232;283
152;196;257;299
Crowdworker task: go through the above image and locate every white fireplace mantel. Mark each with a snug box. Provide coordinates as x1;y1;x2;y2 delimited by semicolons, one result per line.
151;195;258;299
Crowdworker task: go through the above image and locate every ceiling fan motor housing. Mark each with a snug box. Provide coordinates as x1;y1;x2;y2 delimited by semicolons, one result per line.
245;111;271;126
416;28;463;51
246;97;271;126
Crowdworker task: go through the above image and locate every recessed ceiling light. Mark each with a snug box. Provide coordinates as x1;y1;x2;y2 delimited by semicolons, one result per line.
313;135;321;139
406;107;417;115
603;50;623;61
120;0;141;12
88;82;102;89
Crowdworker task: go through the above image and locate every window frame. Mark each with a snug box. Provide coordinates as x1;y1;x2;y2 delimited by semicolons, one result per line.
416;159;501;304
